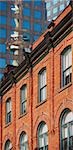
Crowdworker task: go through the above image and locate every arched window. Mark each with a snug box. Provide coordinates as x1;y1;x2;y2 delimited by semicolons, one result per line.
20;85;27;114
38;122;48;149
39;68;47;102
60;110;73;150
6;98;11;124
20;132;28;150
4;139;12;150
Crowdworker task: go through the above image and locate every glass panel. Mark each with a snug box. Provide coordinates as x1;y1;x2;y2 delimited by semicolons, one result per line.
20;133;28;150
65;53;69;69
34;1;42;6
63;67;72;86
0;29;6;38
40;70;46;88
42;124;48;134
38;123;48;148
34;23;41;32
53;0;58;4
39;135;44;147
7;100;11;113
65;112;73;124
0;2;7;10
60;4;65;11
62;54;65;70
69;50;72;66
21;86;27;102
5;140;12;150
69;136;73;149
34;35;39;41
46;2;51;8
62;47;72;71
23;20;30;29
0;16;6;24
0;44;6;53
22;101;26;113
23;8;30;16
62;127;68;139
47;11;51;16
7;112;11;123
40;86;46;101
34;11;42;19
53;7;58;14
62;139;67;150
44;133;48;146
70;123;73;136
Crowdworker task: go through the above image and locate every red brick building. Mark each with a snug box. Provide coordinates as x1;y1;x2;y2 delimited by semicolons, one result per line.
0;3;73;150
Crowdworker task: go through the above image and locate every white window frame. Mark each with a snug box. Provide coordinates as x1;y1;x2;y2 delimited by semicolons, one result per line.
6;99;11;124
39;68;47;102
60;110;73;150
61;46;72;87
20;85;27;114
38;122;48;150
5;139;12;150
20;132;28;150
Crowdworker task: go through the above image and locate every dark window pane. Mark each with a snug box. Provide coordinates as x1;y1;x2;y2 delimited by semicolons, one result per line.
0;44;6;53
23;20;30;29
34;11;42;19
62;139;67;150
0;2;7;10
69;136;73;150
23;8;30;16
34;23;41;32
22;101;26;114
0;16;6;24
7;112;11;123
0;29;6;38
34;1;42;6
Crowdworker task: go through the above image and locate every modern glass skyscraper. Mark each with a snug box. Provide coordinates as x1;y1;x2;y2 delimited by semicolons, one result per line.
45;0;70;21
0;0;47;80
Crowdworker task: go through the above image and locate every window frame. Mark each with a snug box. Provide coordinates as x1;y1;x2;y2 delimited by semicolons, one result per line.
20;85;27;115
4;139;12;150
38;68;47;103
19;131;28;150
61;46;72;87
38;122;48;150
6;98;11;124
60;109;73;150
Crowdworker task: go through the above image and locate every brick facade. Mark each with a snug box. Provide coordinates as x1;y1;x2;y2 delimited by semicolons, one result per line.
0;3;73;150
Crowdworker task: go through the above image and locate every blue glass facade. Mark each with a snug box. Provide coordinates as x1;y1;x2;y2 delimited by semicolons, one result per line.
0;44;6;53
34;23;41;32
46;0;70;21
0;29;6;38
0;2;7;10
23;8;30;16
0;58;6;68
23;20;30;29
0;16;6;24
34;11;42;19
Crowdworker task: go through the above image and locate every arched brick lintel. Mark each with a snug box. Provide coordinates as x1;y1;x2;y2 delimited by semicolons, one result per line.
54;99;73;128
33;112;50;139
